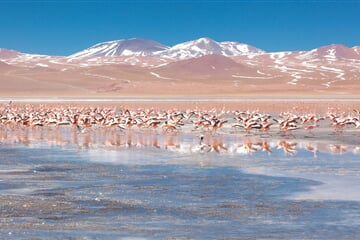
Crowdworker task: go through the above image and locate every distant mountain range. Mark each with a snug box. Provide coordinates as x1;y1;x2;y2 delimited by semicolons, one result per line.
1;37;266;60
0;37;359;97
67;37;265;60
1;37;359;61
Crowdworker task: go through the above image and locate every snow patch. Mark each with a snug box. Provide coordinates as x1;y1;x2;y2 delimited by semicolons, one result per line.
287;72;302;85
320;66;343;72
287;80;297;85
49;60;63;65
322;82;331;88
269;52;289;64
153;62;169;68
35;63;48;67
354;48;359;55
256;70;267;75
320;66;345;80
122;49;135;56
232;75;272;79
324;48;337;60
150;72;174;80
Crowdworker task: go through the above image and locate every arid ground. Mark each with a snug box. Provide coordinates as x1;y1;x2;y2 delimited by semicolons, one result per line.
2;98;360;114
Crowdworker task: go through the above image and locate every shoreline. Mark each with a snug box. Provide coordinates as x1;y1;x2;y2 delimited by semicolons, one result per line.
2;97;360;102
2;97;360;113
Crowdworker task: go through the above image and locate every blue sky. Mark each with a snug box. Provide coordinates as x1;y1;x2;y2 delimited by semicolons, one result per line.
1;0;359;55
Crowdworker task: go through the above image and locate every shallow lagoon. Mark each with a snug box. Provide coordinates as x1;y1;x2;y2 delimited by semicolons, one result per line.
0;126;360;239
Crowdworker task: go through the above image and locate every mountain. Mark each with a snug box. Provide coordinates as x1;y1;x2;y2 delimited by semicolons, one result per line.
68;38;169;59
156;54;252;76
2;39;358;63
68;37;265;60
1;38;360;98
156;37;264;59
295;44;360;61
0;61;13;69
0;48;22;60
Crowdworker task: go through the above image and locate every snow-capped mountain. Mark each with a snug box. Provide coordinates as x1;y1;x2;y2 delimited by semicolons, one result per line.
295;44;360;61
155;37;264;59
1;38;360;98
68;38;169;59
67;37;265;60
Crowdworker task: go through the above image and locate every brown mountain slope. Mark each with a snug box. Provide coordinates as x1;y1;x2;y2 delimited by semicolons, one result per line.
0;49;21;60
155;54;259;79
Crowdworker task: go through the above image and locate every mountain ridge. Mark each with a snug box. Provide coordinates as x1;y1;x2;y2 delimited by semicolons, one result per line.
1;37;359;62
66;37;265;60
0;37;360;98
68;38;169;59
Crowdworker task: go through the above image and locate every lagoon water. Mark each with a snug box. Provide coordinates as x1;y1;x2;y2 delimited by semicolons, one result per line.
1;126;360;239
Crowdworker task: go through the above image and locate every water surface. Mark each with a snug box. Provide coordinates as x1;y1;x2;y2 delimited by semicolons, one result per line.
0;127;360;239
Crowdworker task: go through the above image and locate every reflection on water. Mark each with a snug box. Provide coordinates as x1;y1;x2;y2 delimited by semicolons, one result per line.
1;125;360;239
1;125;360;156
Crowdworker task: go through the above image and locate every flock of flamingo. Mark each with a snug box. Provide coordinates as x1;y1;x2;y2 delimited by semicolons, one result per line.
1;103;360;134
1;102;360;156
